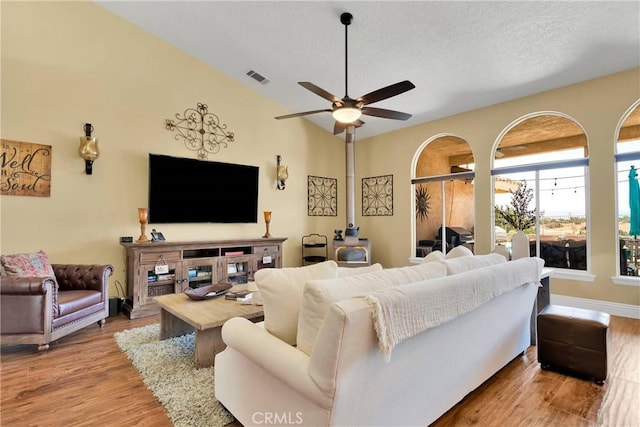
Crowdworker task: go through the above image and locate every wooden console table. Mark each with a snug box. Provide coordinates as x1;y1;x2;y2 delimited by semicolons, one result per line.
121;237;286;319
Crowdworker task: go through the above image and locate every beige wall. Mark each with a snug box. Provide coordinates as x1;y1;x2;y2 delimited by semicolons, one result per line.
0;2;346;296
357;68;640;306
2;2;639;308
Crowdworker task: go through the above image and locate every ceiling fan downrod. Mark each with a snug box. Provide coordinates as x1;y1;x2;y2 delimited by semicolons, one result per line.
341;12;353;98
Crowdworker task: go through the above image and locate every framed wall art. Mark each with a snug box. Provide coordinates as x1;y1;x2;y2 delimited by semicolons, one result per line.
308;175;337;216
362;174;393;216
1;139;52;197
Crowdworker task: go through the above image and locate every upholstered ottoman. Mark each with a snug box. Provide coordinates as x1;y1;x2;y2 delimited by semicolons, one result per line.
537;304;610;384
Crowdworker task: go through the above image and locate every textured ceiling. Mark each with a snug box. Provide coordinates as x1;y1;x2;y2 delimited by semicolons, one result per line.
96;1;640;140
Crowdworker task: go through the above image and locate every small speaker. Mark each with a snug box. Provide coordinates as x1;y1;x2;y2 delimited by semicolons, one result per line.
109;298;123;317
120;236;133;243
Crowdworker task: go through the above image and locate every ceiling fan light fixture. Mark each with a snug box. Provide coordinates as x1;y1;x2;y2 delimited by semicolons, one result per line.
332;107;362;123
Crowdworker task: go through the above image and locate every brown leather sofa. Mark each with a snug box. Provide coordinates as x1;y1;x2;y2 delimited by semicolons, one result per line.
1;264;113;350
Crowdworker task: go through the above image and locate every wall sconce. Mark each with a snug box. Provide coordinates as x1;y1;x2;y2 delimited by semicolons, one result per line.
276;155;288;190
78;123;100;175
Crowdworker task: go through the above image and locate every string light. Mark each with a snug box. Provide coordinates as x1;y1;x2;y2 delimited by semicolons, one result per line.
497;167;634;193
515;177;586;193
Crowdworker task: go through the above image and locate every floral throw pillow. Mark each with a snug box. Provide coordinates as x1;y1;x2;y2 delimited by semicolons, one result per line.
0;251;55;278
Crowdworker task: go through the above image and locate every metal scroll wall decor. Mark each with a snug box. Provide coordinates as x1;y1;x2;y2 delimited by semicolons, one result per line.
165;103;234;159
362;174;393;216
308;175;337;216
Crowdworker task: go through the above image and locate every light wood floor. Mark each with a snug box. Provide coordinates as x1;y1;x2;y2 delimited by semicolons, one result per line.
1;314;638;426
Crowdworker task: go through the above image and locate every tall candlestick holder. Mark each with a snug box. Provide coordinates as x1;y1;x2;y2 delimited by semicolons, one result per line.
262;211;272;238
137;208;150;243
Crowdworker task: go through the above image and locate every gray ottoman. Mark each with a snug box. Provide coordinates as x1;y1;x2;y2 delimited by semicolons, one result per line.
537;304;610;385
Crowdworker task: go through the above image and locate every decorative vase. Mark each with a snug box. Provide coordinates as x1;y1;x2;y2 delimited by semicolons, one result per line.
137;208;150;243
511;230;529;259
262;211;272;238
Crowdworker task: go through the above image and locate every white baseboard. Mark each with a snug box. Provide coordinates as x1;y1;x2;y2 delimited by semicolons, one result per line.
551;294;640;319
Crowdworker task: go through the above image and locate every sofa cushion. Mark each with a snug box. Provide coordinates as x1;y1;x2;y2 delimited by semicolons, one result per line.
254;260;338;345
296;262;447;355
444;245;474;259
421;250;444;263
438;253;507;275
337;263;383;277
0;251;55;278
56;290;103;317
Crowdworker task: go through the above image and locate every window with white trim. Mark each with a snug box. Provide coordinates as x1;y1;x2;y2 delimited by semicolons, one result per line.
492;114;589;273
616;102;640;277
413;135;475;256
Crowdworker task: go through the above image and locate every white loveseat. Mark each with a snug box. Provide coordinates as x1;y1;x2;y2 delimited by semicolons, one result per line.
215;255;543;427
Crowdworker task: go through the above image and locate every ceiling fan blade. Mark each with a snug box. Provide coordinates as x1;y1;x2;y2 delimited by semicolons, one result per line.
275;109;332;120
361;106;412;121
333;119;364;135
298;82;341;103
358;80;415;105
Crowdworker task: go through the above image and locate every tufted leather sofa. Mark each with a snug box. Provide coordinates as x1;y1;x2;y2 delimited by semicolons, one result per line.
1;264;113;351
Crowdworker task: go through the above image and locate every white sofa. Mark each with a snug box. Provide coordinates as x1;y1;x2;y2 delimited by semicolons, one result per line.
215;255;543;427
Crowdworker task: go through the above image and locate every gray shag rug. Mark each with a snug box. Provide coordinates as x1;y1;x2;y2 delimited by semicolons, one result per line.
114;324;234;427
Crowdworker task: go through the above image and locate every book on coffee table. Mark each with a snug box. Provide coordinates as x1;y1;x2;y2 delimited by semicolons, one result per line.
225;290;251;301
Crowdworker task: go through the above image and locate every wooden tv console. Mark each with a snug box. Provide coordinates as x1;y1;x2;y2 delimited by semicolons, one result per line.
120;237;286;319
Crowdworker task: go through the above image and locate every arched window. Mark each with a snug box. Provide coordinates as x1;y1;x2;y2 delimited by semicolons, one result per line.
412;135;474;257
491;113;590;280
614;101;640;283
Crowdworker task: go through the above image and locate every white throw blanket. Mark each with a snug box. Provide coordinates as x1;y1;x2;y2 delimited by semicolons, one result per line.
365;257;544;360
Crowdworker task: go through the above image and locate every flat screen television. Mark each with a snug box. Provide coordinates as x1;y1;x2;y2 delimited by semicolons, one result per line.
148;153;259;223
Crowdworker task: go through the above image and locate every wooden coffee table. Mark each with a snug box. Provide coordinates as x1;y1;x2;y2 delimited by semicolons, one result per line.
154;290;263;368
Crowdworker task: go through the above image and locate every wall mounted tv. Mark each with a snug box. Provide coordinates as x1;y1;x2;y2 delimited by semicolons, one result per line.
148;154;259;224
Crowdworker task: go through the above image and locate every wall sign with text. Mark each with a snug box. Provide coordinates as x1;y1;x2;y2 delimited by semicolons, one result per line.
1;139;52;197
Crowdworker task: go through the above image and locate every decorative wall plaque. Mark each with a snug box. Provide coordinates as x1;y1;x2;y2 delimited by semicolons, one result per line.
362;174;393;216
308;175;337;216
1;139;52;197
416;184;431;222
165;102;234;159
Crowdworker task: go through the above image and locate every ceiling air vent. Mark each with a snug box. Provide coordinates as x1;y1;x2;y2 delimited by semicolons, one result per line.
246;70;269;85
